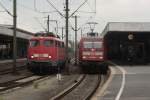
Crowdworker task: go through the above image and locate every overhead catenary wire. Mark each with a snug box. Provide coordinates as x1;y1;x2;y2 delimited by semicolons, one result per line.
34;0;37;11
0;1;13;16
69;15;93;31
0;10;5;12
33;0;57;13
69;0;88;18
95;0;96;13
19;2;57;14
86;1;94;12
71;0;96;14
0;0;96;33
46;0;64;17
68;0;95;32
15;0;53;14
77;11;96;13
34;17;47;32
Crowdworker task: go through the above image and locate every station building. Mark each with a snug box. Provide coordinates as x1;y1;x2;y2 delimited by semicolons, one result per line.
102;22;150;64
0;25;34;60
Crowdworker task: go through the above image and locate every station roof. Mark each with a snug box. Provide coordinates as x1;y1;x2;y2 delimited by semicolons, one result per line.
0;24;34;39
102;22;150;36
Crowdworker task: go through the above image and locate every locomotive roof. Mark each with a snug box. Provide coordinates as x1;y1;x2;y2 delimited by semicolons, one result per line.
30;36;64;42
80;37;103;42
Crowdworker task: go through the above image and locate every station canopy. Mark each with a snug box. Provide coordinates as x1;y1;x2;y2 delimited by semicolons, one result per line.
102;22;150;42
101;22;150;64
102;22;150;36
0;24;34;39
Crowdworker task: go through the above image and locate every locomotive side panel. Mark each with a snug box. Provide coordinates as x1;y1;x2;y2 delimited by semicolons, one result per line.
27;35;65;74
79;37;108;74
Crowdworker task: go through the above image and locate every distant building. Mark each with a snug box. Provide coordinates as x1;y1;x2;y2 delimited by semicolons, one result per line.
0;24;34;59
102;22;150;63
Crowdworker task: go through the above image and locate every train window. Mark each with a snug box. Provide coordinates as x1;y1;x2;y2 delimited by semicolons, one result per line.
83;41;102;48
58;42;61;47
93;42;103;48
83;42;93;48
43;40;54;47
55;41;61;47
55;41;57;47
61;42;64;48
30;40;40;47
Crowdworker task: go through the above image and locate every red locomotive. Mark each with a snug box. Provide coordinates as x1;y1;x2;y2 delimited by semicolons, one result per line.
27;32;65;73
78;32;108;74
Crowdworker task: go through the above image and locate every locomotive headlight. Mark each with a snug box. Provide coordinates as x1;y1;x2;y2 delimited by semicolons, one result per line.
31;55;34;58
48;56;52;58
82;56;86;59
99;56;103;59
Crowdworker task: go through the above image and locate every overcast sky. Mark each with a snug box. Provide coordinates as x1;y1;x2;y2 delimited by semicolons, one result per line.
0;0;150;39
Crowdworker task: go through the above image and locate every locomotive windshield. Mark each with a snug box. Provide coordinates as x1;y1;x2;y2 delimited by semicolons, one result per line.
30;40;40;47
83;42;93;48
93;42;103;48
43;40;54;47
83;41;102;48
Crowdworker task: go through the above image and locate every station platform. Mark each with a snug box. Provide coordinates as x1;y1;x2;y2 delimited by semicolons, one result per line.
0;58;27;72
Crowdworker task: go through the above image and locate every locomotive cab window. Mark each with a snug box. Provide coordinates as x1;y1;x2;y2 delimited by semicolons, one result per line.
83;41;102;48
61;42;64;48
30;40;40;47
43;40;54;47
93;42;103;48
55;41;61;47
83;42;93;48
58;42;61;47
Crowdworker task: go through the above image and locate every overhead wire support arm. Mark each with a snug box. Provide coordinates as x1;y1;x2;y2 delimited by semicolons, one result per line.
0;1;13;16
46;0;65;17
71;25;81;31
34;17;47;32
34;0;58;13
77;11;96;13
95;0;96;13
69;0;88;18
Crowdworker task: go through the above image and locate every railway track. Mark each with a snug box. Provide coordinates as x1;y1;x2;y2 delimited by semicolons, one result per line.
0;74;48;92
0;65;27;75
51;74;101;100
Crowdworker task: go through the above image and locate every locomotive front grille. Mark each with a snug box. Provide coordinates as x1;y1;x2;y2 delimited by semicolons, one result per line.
95;52;103;56
82;51;91;56
82;51;103;56
33;54;49;57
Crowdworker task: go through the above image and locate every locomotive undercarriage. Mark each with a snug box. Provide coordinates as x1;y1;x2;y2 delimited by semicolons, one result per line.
79;61;108;74
27;60;65;74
